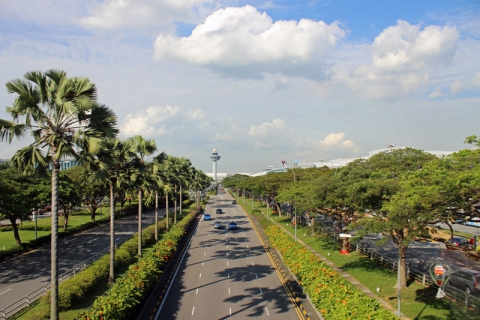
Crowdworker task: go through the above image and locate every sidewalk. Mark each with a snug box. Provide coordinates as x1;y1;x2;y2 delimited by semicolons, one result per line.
265;214;410;319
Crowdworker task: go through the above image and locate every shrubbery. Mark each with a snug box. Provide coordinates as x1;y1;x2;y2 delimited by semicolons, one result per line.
80;206;200;319
264;223;396;320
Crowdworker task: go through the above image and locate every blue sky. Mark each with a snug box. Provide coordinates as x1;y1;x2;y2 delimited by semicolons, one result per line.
0;0;479;174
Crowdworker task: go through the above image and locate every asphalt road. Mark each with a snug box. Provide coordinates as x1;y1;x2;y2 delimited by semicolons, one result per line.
153;193;300;320
0;209;165;314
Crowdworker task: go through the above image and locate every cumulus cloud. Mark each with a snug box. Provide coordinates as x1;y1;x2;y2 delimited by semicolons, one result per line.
121;105;179;136
322;20;462;99
372;20;459;71
317;132;356;150
154;5;345;77
248;119;286;137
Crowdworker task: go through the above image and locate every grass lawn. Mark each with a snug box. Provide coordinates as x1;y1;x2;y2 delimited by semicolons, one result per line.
233;194;480;320
0;214;109;250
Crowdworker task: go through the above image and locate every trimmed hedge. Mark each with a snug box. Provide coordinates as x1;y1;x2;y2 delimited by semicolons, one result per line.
264;222;396;320
80;206;201;319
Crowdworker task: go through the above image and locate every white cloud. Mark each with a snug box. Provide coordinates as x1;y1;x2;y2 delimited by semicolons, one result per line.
429;88;443;99
372;20;459;71
188;108;205;120
154;5;345;77
317;132;356;151
79;0;214;31
248;119;286;137
121;105;179;137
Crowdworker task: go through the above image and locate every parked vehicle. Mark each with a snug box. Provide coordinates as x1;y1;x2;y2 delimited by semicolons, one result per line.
448;270;480;295
446;237;467;247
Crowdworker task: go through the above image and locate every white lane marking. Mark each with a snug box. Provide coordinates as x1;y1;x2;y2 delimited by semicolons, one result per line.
0;288;12;295
227;262;229;266
202;262;204;266
196;288;199;294
247;245;249;248
252;262;254;266
227;245;229;248
243;233;245;236
228;273;230;279
205;245;208;248
192;307;195;315
229;288;231;295
230;308;232;316
265;308;270;316
204;252;206;256
259;288;263;295
227;253;229;257
199;273;202;278
255;273;258;279
87;237;99;244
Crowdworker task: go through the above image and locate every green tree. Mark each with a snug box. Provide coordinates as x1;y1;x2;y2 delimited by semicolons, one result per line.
0;69;118;318
0;166;36;245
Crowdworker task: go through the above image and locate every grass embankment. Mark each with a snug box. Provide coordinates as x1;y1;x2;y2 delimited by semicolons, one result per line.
232;193;479;320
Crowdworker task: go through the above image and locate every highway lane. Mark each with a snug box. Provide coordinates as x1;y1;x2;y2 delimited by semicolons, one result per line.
154;193;299;319
0;209;165;314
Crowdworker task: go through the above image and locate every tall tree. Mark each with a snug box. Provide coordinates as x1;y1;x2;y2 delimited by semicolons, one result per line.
0;69;118;318
89;138;134;284
128;135;157;257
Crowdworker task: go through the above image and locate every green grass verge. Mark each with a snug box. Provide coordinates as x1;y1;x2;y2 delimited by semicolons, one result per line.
230;191;479;320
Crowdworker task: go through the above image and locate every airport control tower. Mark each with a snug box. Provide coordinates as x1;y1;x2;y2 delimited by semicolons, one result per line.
210;149;221;181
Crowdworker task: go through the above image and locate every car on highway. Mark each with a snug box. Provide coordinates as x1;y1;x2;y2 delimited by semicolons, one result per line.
228;221;237;230
204;213;211;221
216;208;223;214
214;221;223;229
232;200;236;204
448;270;480;295
446;236;467;247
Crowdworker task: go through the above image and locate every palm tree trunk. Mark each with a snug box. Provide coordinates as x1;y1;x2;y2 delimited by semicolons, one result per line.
138;189;142;257
51;160;60;320
165;192;169;231
174;184;177;224
155;190;159;242
179;185;183;216
108;183;115;284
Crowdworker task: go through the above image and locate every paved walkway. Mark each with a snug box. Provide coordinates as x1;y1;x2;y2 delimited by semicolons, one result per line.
266;215;409;319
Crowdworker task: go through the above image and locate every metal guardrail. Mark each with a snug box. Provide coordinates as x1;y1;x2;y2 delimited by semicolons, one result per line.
1;248;109;319
325;232;480;312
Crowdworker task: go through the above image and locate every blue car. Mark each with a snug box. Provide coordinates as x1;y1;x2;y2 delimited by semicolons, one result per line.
228;221;237;230
204;213;211;221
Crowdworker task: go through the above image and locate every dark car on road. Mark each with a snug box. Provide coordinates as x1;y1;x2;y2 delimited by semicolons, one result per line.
216;208;222;214
232;200;236;204
448;270;480;295
228;221;237;230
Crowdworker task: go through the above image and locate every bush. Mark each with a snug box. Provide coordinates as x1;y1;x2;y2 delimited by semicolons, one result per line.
265;223;396;320
81;206;201;319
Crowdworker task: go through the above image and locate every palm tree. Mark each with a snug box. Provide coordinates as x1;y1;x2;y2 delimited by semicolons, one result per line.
0;70;118;319
90;138;135;284
177;157;194;216
128;135;157;257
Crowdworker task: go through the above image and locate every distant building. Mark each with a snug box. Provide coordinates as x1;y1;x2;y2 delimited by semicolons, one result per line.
0;158;78;170
249;146;455;177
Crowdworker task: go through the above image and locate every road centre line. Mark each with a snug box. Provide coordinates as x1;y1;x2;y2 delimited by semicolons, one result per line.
199;273;202;278
265;308;270;316
255;273;258;279
259;288;263;295
0;288;12;295
196;288;198;294
192;307;195;315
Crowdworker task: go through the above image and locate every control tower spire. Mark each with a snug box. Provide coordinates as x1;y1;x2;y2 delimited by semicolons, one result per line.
209;149;221;181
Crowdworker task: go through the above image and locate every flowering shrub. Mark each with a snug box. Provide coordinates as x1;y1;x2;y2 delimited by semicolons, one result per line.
265;224;396;320
81;207;200;319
